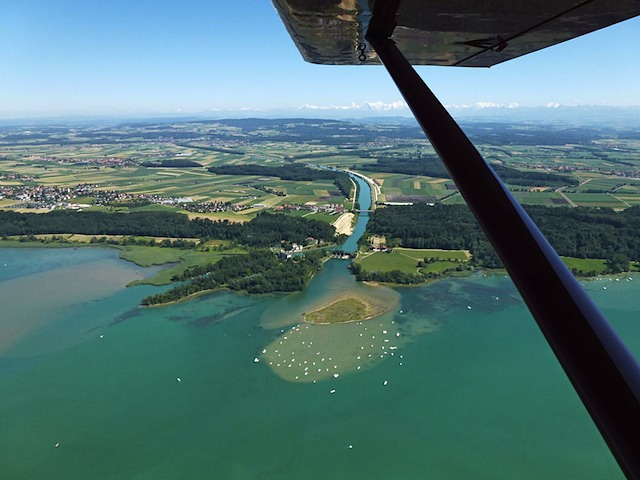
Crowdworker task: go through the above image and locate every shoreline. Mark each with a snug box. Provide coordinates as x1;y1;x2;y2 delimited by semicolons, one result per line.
141;286;230;308
2;240;637;301
331;212;355;236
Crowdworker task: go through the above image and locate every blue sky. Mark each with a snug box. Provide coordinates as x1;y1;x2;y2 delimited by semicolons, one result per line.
0;0;638;118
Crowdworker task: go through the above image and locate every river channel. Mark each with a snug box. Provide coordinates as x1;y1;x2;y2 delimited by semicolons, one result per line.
339;173;371;252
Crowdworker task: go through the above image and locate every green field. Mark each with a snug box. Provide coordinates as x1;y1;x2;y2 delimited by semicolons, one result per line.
511;191;568;206
564;193;627;208
118;246;188;267
357;251;420;274
357;248;470;275
305;211;338;223
572;176;640;192
560;256;608;275
393;247;470;261
419;261;461;274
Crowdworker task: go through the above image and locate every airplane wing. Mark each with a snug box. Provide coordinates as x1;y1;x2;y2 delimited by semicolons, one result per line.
273;0;640;66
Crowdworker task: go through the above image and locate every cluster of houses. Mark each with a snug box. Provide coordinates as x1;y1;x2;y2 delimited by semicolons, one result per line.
183;201;247;213
0;184;95;209
272;203;345;214
0;183;195;211
277;237;320;259
0;172;36;182
25;155;138;168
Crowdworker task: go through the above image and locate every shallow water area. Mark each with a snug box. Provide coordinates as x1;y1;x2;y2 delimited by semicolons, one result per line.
259;259;410;381
1;248;636;479
260;259;399;329
0;248;149;357
262;317;407;382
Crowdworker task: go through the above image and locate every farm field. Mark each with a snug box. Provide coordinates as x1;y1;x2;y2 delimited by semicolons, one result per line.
362;172;454;203
2;118;640;217
564;193;627;208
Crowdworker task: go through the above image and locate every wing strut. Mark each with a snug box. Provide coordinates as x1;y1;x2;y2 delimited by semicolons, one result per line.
366;16;640;480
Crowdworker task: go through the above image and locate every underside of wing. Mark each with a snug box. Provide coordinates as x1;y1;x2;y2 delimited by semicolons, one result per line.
272;0;640;66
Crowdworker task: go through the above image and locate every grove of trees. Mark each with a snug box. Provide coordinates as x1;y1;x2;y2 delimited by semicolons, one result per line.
142;249;326;305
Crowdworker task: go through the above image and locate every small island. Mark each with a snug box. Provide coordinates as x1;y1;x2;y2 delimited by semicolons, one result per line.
303;293;391;324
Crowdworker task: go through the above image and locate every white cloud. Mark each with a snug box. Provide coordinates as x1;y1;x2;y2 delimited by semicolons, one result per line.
363;100;408;111
474;102;520;109
546;102;561;108
444;102;520;110
298;101;408;111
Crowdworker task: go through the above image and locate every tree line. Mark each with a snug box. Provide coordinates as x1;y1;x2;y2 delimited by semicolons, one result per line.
141;159;202;168
0;210;337;247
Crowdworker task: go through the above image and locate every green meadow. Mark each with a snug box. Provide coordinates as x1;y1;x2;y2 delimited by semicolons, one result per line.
356;248;470;276
357;251;421;274
121;245;247;286
420;260;462;274
393;247;470;261
560;256;608;275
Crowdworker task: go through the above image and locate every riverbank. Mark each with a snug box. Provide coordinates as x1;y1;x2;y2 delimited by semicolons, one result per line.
331;212;355;236
345;169;380;208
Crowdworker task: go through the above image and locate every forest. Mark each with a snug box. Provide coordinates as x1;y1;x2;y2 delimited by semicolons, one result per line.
141;159;202;168
141;249;326;305
0;210;338;247
365;203;640;273
208;163;353;198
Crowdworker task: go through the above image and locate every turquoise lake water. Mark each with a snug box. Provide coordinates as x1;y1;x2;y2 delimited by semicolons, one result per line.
1;245;638;479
